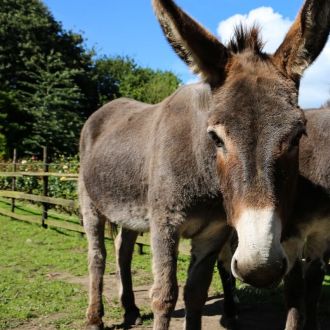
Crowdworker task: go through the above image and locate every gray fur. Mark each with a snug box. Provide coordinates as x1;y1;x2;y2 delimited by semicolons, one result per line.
283;108;330;330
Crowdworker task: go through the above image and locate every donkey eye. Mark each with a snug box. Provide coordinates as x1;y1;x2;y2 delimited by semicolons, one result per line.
208;131;225;148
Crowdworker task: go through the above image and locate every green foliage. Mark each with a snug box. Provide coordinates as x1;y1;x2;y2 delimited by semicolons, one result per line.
17;52;85;155
0;1;181;158
0;109;6;157
0;156;79;211
93;56;136;104
0;96;7;158
139;70;182;104
0;133;6;158
94;56;181;105
0;0;97;157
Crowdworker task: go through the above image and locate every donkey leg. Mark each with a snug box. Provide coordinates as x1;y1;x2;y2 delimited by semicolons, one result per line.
150;220;179;330
303;258;325;330
82;201;106;330
184;229;228;330
302;233;329;330
217;260;238;329
284;259;304;330
217;236;238;328
184;251;217;330
114;227;142;326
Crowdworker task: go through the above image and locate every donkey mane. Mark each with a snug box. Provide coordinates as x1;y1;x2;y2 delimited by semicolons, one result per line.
227;24;265;56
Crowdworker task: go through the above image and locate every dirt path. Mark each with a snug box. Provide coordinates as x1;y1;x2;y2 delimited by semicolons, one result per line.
51;273;330;330
13;272;330;330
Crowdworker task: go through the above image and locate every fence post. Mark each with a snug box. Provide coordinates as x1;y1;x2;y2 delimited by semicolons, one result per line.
137;243;144;255
11;149;17;213
42;146;48;228
137;233;144;255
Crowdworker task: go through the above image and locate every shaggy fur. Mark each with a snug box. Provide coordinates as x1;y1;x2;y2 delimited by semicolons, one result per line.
283;108;330;330
218;108;330;329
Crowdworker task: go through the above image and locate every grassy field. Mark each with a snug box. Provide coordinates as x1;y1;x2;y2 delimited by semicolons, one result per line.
0;198;329;329
0;199;196;329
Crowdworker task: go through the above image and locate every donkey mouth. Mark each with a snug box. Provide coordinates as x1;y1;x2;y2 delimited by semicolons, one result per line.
232;257;287;288
241;272;283;289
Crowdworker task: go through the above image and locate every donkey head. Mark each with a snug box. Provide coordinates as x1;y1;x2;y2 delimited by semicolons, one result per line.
153;0;330;287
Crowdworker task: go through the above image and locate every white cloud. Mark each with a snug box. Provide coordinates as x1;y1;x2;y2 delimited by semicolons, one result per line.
299;45;330;108
217;7;330;108
217;7;292;53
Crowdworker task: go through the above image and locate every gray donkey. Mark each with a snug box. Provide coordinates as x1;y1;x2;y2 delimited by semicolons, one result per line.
282;107;330;330
216;108;330;330
79;0;330;329
112;107;330;330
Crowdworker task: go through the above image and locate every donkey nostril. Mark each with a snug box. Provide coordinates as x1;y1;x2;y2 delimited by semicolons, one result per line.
233;258;239;273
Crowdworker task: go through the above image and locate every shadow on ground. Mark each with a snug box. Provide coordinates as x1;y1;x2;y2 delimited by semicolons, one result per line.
104;289;330;330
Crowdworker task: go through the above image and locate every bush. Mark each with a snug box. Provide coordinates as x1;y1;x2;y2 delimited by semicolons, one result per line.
0;133;6;158
0;155;79;213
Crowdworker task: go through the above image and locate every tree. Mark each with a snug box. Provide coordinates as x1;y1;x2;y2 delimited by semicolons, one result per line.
18;52;85;156
0;1;181;158
121;69;181;104
0;0;97;156
94;56;181;105
93;56;136;105
0;109;6;158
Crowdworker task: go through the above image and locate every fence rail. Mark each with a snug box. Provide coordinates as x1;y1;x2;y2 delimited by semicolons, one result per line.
0;147;85;235
0;207;82;232
0;172;78;178
0;147;191;255
0;190;78;209
0;147;155;255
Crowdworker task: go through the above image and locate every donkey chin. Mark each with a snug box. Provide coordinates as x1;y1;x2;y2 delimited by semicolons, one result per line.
231;207;288;288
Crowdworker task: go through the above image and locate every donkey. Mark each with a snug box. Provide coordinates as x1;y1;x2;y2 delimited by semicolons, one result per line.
216;108;330;330
114;106;330;330
79;0;330;329
282;107;330;330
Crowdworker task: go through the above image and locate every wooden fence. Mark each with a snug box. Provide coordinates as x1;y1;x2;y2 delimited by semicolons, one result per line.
0;148;191;255
0;147;84;232
0;147;152;254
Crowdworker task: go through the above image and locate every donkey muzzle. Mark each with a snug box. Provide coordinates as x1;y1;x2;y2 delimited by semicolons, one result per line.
231;207;288;288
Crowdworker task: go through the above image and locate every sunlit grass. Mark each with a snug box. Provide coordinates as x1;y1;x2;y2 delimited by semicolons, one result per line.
0;198;329;328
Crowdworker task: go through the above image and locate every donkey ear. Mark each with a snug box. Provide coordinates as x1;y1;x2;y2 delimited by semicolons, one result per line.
152;0;228;86
273;0;330;84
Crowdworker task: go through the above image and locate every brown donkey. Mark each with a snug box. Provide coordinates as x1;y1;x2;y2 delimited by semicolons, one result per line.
79;0;330;329
217;108;330;330
282;107;330;330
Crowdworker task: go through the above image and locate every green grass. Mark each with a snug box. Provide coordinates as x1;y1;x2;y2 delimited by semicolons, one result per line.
0;215;88;329
0;198;329;329
0;200;192;329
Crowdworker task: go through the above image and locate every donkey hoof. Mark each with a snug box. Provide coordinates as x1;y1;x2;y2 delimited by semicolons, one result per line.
220;315;238;330
124;309;142;326
86;322;104;330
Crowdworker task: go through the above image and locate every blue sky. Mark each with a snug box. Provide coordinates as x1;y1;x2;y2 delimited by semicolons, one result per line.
43;0;329;107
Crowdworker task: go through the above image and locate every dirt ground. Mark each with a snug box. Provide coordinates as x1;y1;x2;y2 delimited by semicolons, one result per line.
30;272;329;330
